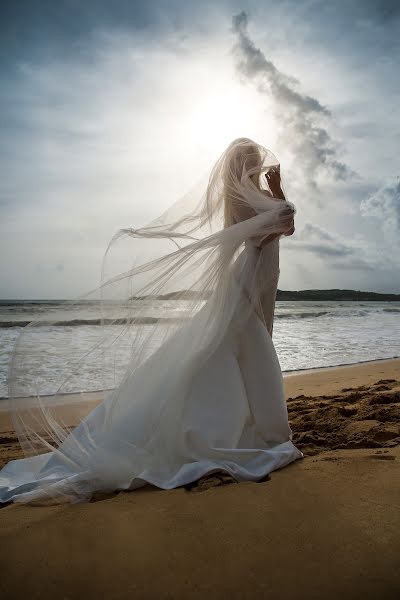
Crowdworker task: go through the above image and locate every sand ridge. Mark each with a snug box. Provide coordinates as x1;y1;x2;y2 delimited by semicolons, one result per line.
289;377;400;455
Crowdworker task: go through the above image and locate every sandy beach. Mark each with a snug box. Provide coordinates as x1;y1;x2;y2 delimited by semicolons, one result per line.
1;357;399;599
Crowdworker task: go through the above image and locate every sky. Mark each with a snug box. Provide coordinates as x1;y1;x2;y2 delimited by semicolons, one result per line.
0;0;399;298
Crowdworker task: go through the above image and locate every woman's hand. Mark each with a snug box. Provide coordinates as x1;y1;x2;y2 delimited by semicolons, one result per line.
280;204;295;236
252;203;295;246
266;166;285;200
284;221;295;236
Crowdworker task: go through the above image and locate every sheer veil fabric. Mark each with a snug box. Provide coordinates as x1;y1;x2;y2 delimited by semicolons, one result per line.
1;137;303;504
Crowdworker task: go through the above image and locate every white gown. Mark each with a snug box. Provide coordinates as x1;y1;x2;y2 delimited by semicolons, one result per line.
0;238;303;504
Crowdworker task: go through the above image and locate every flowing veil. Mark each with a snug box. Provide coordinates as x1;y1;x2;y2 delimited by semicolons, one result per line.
8;137;296;503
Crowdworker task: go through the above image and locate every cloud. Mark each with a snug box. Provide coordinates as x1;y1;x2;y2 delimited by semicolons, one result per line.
329;258;375;272
286;221;378;273
297;222;336;242
360;177;400;246
290;222;355;257
232;11;353;189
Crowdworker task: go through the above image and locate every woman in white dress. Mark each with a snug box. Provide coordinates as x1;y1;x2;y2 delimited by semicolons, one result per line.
0;137;303;505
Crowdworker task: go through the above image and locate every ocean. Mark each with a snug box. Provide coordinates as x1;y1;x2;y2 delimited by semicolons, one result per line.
1;299;399;398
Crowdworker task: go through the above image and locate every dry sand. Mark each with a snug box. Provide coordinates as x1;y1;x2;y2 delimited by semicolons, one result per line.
1;358;399;599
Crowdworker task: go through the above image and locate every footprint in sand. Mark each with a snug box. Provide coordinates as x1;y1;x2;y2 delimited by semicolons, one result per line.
185;472;238;492
368;454;396;460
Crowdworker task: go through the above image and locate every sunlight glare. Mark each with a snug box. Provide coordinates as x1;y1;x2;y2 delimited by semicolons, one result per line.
184;82;277;156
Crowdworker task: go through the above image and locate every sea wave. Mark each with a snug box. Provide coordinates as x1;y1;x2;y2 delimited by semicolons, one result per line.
275;308;376;319
0;317;183;328
276;311;329;319
2;304;399;328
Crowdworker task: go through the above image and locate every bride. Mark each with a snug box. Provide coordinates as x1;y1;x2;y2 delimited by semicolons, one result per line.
0;137;303;504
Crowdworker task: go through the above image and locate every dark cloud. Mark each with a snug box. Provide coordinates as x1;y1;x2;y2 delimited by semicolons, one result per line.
298;243;354;258
287;0;400;63
286;235;375;272
289;221;355;256
297;223;336;242
362;0;400;19
286;220;388;273
286;221;374;268
0;0;185;70
304;0;400;26
2;1;398;79
329;258;375;272
232;10;353;188
360;177;400;242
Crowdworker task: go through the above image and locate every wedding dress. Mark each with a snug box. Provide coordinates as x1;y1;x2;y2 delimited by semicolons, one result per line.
0;138;303;504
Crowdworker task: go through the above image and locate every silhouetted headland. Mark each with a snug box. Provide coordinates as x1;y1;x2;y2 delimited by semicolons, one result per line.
276;289;400;301
131;289;400;301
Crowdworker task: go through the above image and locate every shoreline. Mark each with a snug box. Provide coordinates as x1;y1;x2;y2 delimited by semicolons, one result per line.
1;357;399;463
1;355;399;408
283;354;400;376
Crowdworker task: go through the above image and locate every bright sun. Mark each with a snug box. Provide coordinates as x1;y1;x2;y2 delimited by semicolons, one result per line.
183;80;278;157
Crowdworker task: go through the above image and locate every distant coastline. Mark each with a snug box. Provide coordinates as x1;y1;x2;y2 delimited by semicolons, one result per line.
1;289;400;303
132;288;400;302
276;289;400;301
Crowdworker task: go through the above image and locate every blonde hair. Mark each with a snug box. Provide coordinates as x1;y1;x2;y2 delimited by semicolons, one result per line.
222;138;263;228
